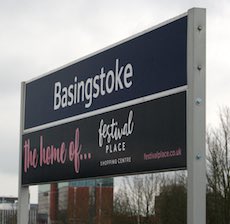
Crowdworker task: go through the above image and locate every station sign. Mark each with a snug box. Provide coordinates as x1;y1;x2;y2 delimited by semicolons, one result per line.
22;15;187;185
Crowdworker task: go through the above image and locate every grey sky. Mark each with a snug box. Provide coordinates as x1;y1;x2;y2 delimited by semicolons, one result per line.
0;0;230;202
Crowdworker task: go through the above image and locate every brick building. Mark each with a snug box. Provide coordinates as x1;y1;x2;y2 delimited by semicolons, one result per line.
38;178;113;224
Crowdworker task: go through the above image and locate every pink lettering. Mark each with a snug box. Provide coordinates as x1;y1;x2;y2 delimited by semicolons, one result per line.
23;139;38;173
23;128;87;174
69;128;82;173
40;136;67;167
60;142;67;164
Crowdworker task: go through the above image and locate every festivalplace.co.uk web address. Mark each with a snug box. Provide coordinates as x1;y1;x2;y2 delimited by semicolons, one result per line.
144;148;182;160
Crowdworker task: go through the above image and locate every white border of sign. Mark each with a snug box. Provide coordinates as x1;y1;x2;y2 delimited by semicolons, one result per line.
18;8;206;224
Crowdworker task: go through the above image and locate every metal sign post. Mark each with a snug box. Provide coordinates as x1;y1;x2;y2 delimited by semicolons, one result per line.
18;82;29;224
187;8;206;224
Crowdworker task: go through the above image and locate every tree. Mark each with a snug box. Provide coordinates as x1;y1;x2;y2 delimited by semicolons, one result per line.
206;107;230;224
155;172;187;224
113;174;159;224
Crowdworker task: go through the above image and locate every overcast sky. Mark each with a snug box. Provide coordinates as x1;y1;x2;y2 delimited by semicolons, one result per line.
0;0;230;203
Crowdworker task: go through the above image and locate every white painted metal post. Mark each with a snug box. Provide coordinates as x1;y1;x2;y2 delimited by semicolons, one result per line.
187;8;206;224
18;82;29;224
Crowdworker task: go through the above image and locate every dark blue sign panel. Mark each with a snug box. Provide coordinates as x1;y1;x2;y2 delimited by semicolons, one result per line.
22;92;186;185
24;16;187;129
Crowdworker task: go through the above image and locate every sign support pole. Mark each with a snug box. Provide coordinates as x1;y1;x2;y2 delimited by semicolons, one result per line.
187;8;206;224
18;82;29;224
